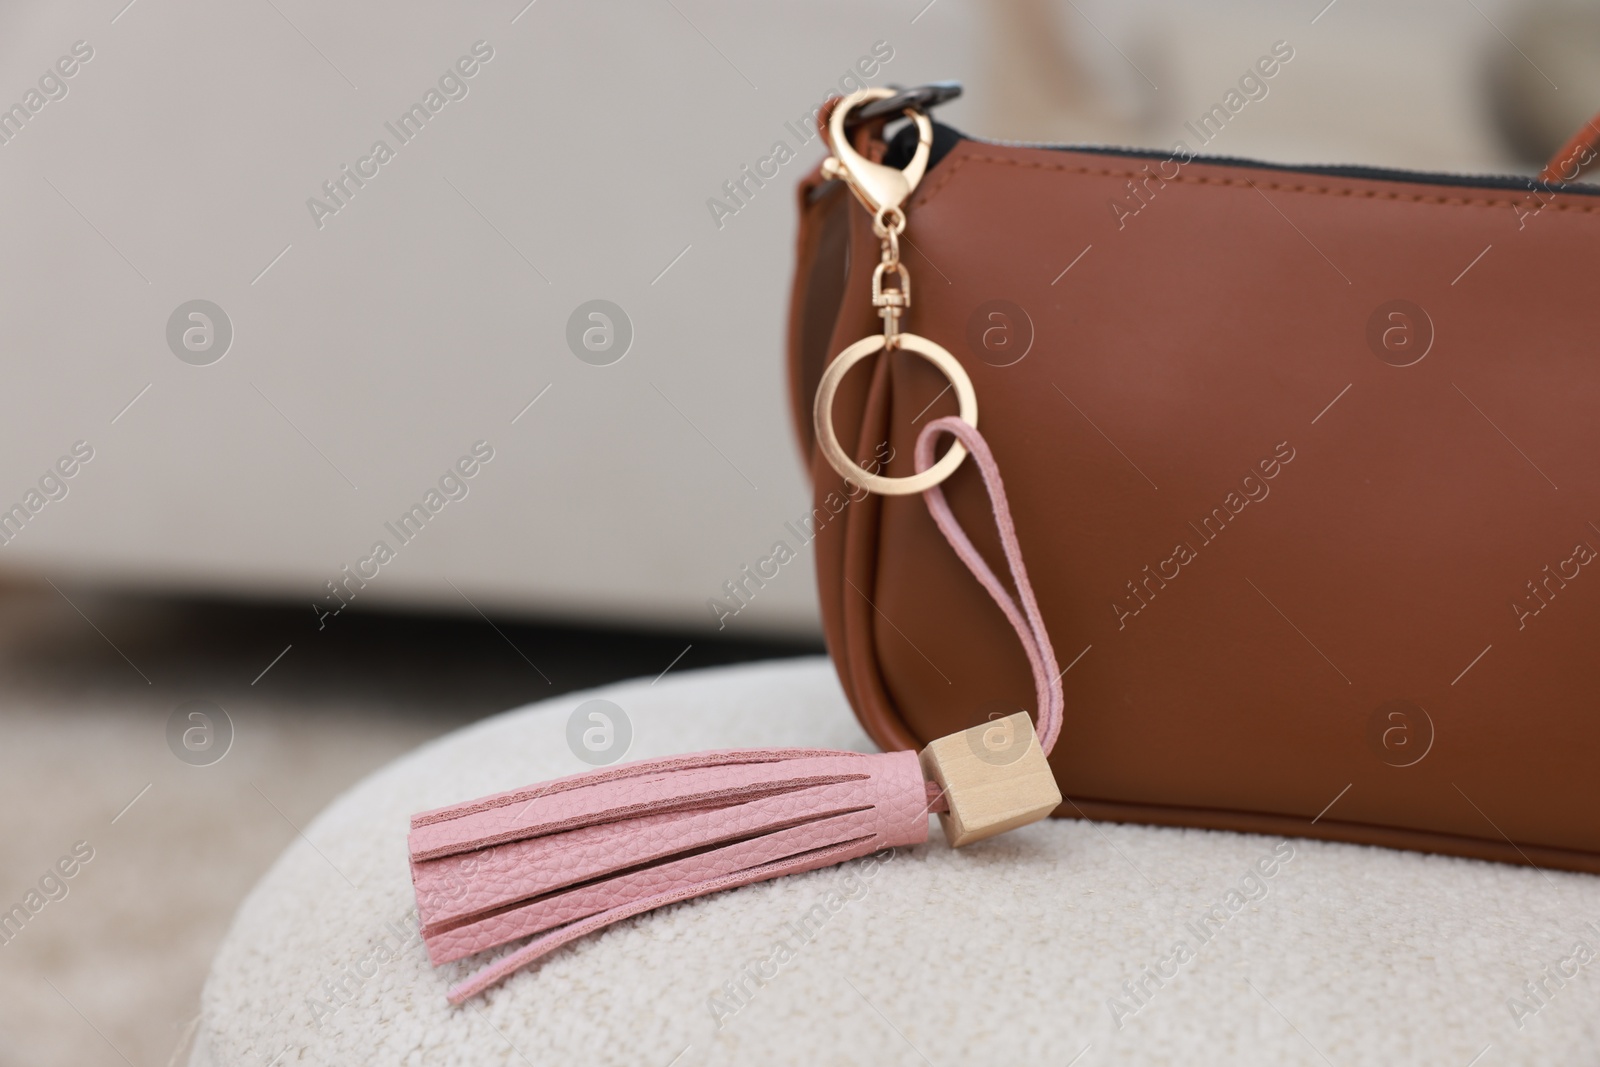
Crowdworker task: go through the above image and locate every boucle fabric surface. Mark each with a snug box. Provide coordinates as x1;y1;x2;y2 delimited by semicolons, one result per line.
191;658;1600;1066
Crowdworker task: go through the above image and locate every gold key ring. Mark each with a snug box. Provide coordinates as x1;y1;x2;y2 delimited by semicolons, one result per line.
813;332;977;496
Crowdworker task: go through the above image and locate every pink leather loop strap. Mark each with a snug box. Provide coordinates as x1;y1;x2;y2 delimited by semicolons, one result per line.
913;416;1064;757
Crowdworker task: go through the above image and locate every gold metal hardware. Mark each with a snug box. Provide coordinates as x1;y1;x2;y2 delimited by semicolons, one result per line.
920;712;1062;847
871;261;910;345
813;88;977;495
823;88;933;220
813;333;977;497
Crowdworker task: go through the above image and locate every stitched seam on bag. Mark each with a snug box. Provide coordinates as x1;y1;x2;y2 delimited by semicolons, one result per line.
916;152;1600;215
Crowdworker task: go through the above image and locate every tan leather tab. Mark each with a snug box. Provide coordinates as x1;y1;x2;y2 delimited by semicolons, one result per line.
1539;109;1600;183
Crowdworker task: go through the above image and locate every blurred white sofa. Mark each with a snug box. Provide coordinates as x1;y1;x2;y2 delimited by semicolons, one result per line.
0;1;1555;635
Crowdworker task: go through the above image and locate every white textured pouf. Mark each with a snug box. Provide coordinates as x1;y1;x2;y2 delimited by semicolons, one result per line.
191;659;1600;1067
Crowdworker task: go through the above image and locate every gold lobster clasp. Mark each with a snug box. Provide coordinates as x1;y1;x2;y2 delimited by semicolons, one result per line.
822;88;934;222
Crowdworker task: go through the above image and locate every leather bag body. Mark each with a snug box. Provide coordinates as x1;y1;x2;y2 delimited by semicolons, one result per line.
788;119;1600;873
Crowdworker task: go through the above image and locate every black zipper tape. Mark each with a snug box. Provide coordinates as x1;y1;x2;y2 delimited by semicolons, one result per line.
883;120;1600;198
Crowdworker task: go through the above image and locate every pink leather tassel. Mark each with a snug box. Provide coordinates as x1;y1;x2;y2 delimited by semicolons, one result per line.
410;417;1062;1003
410;748;931;1003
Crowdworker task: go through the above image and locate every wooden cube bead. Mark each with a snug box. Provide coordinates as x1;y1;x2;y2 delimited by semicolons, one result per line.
919;711;1062;847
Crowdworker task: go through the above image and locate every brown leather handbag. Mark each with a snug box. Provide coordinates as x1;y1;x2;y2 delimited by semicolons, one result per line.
789;84;1600;874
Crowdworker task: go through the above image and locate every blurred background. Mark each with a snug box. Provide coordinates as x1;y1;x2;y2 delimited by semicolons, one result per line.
0;0;1595;1062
